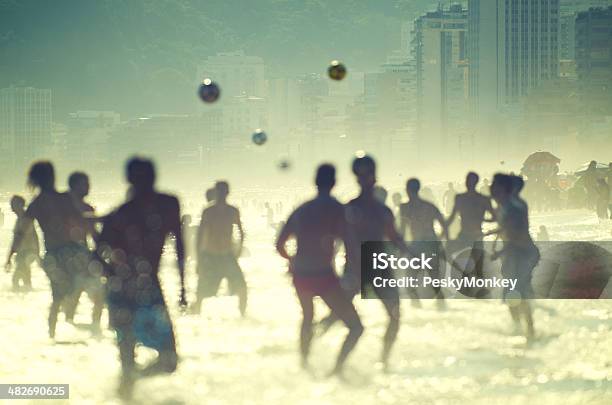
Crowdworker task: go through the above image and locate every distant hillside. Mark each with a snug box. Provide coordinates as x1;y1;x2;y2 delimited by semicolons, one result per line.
0;0;441;118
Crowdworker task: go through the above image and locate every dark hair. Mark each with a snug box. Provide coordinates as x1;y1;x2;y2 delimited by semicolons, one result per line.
316;164;336;188
68;171;88;190
511;175;525;194
406;178;420;193
351;155;376;176
466;171;479;186
126;157;155;189
28;161;55;191
492;173;514;193
10;195;25;208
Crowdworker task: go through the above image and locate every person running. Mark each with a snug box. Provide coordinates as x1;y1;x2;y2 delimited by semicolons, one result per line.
97;157;187;398
192;181;247;316
322;156;408;370
63;171;104;331
7;161;91;339
276;164;363;375
487;173;539;342
400;178;448;305
445;172;496;294
5;195;40;291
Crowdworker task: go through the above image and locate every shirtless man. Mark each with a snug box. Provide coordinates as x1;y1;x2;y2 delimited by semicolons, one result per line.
7;161;90;339
487;174;539;342
276;164;363;375
446;172;495;288
400;178;448;304
322;156;408;370
193;181;246;316
97;157;187;398
64;171;104;331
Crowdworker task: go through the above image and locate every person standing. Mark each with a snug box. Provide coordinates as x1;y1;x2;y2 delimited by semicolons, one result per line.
5;195;40;291
193;181;247;316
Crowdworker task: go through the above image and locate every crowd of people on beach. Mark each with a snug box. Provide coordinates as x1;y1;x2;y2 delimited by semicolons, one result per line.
1;153;547;399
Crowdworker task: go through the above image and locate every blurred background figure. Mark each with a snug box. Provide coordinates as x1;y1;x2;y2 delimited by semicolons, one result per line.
5;195;40;291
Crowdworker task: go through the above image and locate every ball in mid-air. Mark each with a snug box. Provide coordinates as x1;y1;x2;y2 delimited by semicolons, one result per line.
252;129;268;146
328;60;347;81
278;159;291;171
198;79;220;103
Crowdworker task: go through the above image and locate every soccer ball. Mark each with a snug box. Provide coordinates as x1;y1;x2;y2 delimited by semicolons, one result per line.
252;129;268;146
198;79;220;103
328;60;347;81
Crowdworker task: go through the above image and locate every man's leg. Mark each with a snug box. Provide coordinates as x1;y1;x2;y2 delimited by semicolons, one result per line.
63;289;82;323
23;257;33;289
295;288;314;369
320;287;364;375
228;257;248;317
139;306;179;378
88;285;104;333
49;297;61;339
380;298;400;369
520;300;535;341
116;327;137;399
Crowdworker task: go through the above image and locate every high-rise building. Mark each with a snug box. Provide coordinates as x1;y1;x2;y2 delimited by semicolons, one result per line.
0;86;52;179
196;51;265;99
414;4;469;159
576;6;612;116
468;0;560;160
560;1;612;60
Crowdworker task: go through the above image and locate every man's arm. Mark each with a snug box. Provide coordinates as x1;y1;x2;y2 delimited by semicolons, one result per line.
385;210;410;253
484;198;496;223
434;207;449;240
446;195;459;228
234;208;245;256
275;215;294;261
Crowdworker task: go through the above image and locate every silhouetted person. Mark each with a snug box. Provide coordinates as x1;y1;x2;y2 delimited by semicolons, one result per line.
7;161;90;339
400;179;448;242
322;156;407;370
64;171;104;331
577;160;599;210
487;173;539;342
97;157;187;398
537;225;550;242
442;182;456;216
5;195;40;291
446;172;495;288
68;171;95;215
193;181;247;316
276;164;363;375
400;178;447;305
